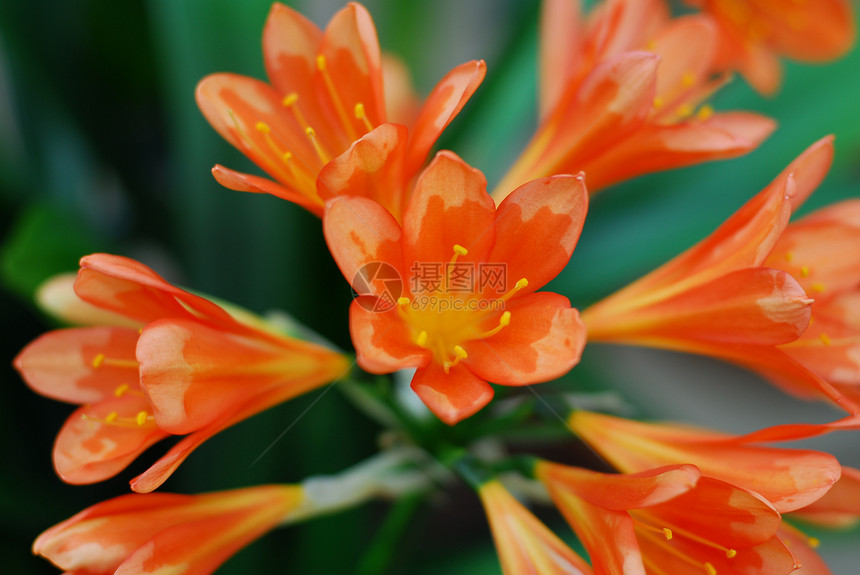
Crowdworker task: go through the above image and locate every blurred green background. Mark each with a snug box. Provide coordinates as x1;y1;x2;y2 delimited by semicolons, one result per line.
2;0;860;573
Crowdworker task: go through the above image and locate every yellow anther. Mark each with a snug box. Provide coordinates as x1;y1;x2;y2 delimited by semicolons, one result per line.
811;283;826;293
681;71;696;87
784;251;794;262
645;40;657;51
515;278;529;290
808;536;820;548
800;266;810;277
696;105;714;121
255;122;271;134
705;563;717;575
442;361;452;374
676;103;694;118
114;384;130;397
305;126;331;163
136;411;149;426
416;330;428;347
398;297;411;306
726;549;737;559
283;151;293;163
819;333;832;346
92;353;105;368
453;345;468;360
653;96;664;109
499;311;511;327
105;412;119;424
663;528;673;541
316;54;327;70
354;102;373;133
282;92;299;107
453;245;469;256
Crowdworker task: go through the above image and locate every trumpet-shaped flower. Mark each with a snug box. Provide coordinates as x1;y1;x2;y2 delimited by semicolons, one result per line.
197;2;485;219
478;480;594;575
569;410;841;515
685;0;855;95
581;137;858;410
14;254;350;492
536;462;799;575
324;151;588;424
491;0;775;199
33;484;303;575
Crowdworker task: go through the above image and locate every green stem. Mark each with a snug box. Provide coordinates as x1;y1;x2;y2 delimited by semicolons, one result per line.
355;493;425;575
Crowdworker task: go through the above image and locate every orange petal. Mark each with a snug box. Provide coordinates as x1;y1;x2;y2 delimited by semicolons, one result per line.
323;195;405;296
317;3;385;129
402;151;496;267
651;15;716;104
537;462;701;510
36;273;141;328
570;411;842;513
211;164;324;216
75;254;236;328
405;60;487;178
15;327;140;404
491;174;588;294
465;292;586;385
262;3;321;96
479;480;594;575
589;268;812;346
410;362;494;425
581;111;776;190
317;123;410;220
791;466;860;529
539;0;583;120
138;318;338;434
349;298;429;374
53;397;169;485
756;0;855;62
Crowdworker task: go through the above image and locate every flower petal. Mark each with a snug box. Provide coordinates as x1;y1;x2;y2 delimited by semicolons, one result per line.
15;327;140;404
317;3;385;128
138;318;338;434
410;362;494;425
53;397;169;485
262;2;322;96
405;60;486;178
36;273;141;328
588;268;812;346
75;254;235;327
324;195;405;296
490;174;587;293
465;292;586;385
403;151;496;268
317;123;410;220
539;0;583;120
791;466;860;529
349;298;429;373
211;164;324;216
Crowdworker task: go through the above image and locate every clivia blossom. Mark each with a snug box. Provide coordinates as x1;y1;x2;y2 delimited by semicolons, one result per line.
478;479;594;575
324;151;588;424
535;462;800;575
685;0;855;95
197;2;486;220
33;484;303;575
581;136;859;411
14;254;350;492
491;0;775;199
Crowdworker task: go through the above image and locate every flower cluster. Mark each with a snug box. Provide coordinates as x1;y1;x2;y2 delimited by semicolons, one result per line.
14;1;860;574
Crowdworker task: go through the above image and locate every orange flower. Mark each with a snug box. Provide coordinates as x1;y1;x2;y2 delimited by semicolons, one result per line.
581;136;858;410
491;0;775;199
686;0;855;95
14;254;350;492
569;410;842;515
33;484;303;575
535;462;799;575
763;200;860;406
323;151;588;425
478;480;594;575
791;466;860;529
197;2;485;220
